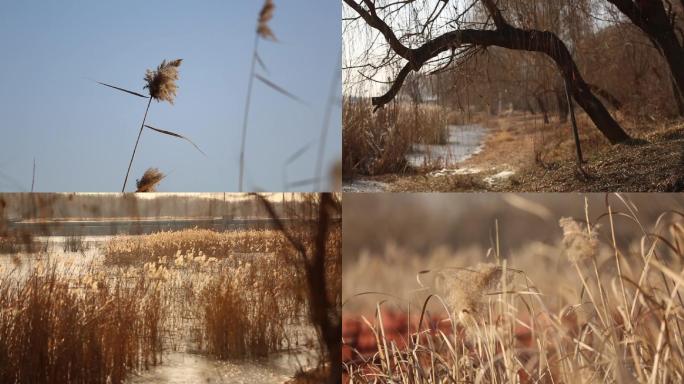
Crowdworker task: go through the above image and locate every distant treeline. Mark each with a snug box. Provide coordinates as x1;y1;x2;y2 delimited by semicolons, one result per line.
0;193;316;221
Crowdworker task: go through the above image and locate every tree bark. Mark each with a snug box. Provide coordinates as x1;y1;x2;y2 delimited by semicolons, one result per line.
535;94;550;124
555;87;569;123
525;97;536;115
672;77;684;116
588;84;623;110
345;0;632;144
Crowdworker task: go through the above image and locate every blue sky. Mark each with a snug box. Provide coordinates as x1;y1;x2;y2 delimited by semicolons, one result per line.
0;1;341;192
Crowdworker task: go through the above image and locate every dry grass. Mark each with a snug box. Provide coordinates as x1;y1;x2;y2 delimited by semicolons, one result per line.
512;119;684;192
0;219;341;382
343;97;448;178
63;235;87;253
0;262;165;384
103;225;342;359
135;167;165;192
201;260;291;359
104;228;305;264
365;113;684;192
343;200;684;383
0;232;42;255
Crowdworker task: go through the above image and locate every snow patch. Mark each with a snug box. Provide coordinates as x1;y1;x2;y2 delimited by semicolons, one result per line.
484;170;515;185
428;167;482;177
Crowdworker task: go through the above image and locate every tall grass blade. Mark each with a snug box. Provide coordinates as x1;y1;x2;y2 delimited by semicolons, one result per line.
96;81;149;98
286;140;315;165
287;177;321;188
255;74;306;105
31;157;35;192
144;125;207;156
255;53;269;75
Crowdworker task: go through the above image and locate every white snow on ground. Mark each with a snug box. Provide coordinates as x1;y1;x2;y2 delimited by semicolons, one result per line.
342;180;389;192
484;170;516;185
428;167;482;177
406;124;487;168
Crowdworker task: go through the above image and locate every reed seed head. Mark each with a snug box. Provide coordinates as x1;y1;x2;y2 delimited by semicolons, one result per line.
257;0;276;41
136;168;164;192
559;217;599;262
438;263;502;319
144;59;182;104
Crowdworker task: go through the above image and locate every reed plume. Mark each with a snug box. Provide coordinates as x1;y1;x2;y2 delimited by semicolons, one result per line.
135;168;165;192
120;58;182;192
96;57;204;191
257;0;276;41
144;59;182;104
437;263;502;318
559;217;599;262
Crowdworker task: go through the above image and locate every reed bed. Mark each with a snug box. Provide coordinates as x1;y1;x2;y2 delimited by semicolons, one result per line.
0;233;42;255
104;228;313;264
0;261;166;384
343;203;684;383
0;220;341;383
201;258;291;359
343;97;448;177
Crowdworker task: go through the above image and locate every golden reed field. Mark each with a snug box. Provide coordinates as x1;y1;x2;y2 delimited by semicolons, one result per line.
342;193;684;384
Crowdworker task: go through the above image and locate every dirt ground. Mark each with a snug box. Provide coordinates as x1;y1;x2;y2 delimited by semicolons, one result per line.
346;113;684;192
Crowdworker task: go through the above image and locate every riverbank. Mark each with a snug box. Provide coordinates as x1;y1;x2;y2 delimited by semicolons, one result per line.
344;113;684;192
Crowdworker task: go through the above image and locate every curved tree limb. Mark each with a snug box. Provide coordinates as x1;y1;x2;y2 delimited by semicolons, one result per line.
345;0;632;143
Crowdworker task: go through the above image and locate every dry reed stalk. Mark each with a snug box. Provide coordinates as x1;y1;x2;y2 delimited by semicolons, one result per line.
239;0;278;192
0;263;165;384
120;59;182;192
342;97;449;177
345;201;684;383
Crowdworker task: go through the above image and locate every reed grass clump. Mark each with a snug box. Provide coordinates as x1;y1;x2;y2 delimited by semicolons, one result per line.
136;167;165;192
436;263;502;318
344;203;684;383
62;235;87;252
201;260;289;359
103;228;296;265
0;231;41;254
0;263;166;384
343;97;448;177
559;217;599;262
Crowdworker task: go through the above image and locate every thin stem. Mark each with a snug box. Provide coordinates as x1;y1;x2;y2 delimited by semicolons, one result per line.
31;157;35;192
239;33;260;192
313;57;340;192
122;97;153;192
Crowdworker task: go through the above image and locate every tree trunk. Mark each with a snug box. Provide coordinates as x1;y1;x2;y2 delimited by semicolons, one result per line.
555;87;569;123
652;28;684;102
535;94;550;124
509;29;630;143
346;0;632;143
608;0;684;102
588;84;623;110
525;97;536;114
672;77;684;116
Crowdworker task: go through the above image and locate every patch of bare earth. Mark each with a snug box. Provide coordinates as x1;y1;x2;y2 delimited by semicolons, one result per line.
514;123;684;192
